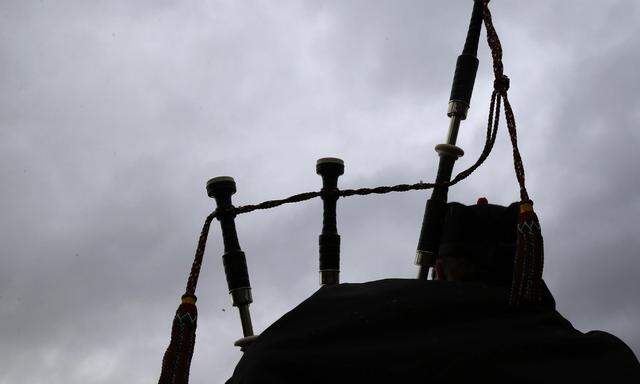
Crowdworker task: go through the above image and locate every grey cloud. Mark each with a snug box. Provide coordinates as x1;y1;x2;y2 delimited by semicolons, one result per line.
1;1;638;383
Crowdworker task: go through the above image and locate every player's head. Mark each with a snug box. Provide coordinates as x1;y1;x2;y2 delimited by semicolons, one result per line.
434;199;520;287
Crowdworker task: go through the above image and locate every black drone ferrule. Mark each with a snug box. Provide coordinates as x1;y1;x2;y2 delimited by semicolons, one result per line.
449;0;482;113
316;157;344;286
449;54;479;110
207;177;242;255
416;199;447;266
207;176;255;342
206;176;253;305
416;143;460;269
222;250;250;293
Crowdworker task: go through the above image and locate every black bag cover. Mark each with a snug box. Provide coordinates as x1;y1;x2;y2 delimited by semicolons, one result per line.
227;279;639;383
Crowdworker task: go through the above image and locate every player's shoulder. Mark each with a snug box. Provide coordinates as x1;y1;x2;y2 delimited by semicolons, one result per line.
584;330;639;362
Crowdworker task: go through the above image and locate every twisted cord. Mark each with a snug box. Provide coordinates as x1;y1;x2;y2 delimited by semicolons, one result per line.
183;88;502;294
184;212;216;296
482;0;529;202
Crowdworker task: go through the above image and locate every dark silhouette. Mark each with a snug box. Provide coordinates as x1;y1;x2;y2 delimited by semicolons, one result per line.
157;3;638;383
226;201;640;383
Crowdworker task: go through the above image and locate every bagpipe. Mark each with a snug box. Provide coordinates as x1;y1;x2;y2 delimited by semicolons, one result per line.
157;1;544;383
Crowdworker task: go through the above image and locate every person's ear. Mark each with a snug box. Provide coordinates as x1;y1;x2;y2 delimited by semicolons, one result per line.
435;259;446;281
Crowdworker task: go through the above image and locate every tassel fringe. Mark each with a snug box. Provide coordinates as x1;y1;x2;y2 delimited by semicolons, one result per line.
158;295;198;384
509;203;544;307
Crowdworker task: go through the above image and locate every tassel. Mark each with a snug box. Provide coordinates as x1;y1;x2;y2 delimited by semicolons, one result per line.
509;202;544;307
158;294;198;384
481;1;545;308
158;213;214;383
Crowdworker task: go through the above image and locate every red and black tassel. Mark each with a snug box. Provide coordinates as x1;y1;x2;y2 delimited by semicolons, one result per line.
509;202;544;307
158;294;198;384
482;1;544;307
158;213;215;384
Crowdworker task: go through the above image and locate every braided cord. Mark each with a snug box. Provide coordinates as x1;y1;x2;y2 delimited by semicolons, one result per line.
184;212;216;296
482;0;530;202
183;90;502;295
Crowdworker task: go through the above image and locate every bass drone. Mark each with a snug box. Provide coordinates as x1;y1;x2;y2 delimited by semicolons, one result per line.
158;1;545;382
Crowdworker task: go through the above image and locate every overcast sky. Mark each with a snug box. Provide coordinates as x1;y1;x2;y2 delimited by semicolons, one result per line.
1;1;639;383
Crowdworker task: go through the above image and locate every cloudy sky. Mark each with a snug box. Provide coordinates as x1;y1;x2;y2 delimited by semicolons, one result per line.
1;0;639;382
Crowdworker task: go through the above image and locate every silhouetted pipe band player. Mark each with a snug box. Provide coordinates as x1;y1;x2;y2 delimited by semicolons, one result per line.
227;200;639;383
157;1;639;383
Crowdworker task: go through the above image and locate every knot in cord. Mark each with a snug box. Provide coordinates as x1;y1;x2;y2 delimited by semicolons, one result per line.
494;75;510;93
494;74;510;94
214;206;237;219
321;187;340;200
